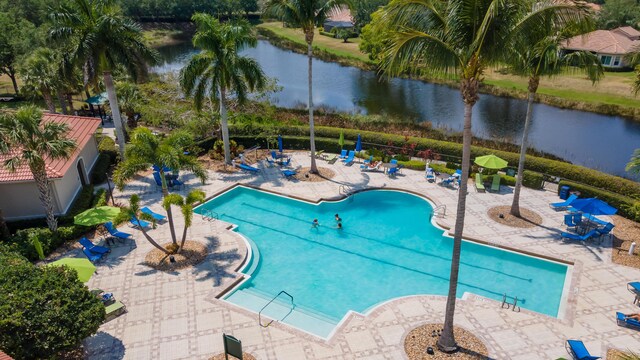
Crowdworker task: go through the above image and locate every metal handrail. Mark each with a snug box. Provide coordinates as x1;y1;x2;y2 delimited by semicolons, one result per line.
430;205;446;220
258;290;294;328
339;184;353;195
202;209;219;221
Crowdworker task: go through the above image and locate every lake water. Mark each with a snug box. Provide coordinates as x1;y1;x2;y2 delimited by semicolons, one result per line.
151;40;640;177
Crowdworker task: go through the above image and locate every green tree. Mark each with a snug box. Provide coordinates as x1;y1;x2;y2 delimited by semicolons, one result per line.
0;106;77;231
19;48;61;113
597;0;640;29
113;127;207;247
49;0;159;158
0;248;104;360
351;0;388;33
0;13;43;95
508;8;603;218
180;14;266;164
626;149;640;174
116;82;143;128
264;0;350;174
380;0;565;351
359;9;391;62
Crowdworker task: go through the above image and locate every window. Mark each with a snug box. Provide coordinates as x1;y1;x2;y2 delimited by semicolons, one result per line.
600;55;612;65
613;56;621;66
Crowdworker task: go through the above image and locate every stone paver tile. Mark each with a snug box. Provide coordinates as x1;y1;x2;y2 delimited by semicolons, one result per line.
162;298;188;317
519;323;560;345
470;308;506;328
157;339;190;360
344;330;378;353
195;311;224;332
272;342;307;359
377;325;406;346
488;329;528;353
122;322;153;344
160;317;189;338
124;345;152;360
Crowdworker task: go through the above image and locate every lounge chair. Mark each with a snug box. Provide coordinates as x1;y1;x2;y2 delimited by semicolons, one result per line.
172;178;185;190
561;229;599;242
564;214;579;231
628;282;640;296
265;157;275;167
105;300;127;321
152;172;163;190
550;194;579;210
363;155;373;164
343;151;355;165
388;167;399;177
311;150;325;159
104;222;132;240
361;162;381;172
490;174;501;192
426;168;436;182
565;339;601;360
141;207;166;222
281;157;292;166
238;163;260;172
130;217;152;229
584;214;610;227
475;173;485;192
82;247;104;262
616;312;640;330
596;222;614;239
338;149;348;159
326;154;338;164
441;177;455;187
282;169;297;179
79;237;110;254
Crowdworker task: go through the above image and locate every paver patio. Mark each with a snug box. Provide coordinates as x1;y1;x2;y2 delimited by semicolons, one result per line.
73;152;640;359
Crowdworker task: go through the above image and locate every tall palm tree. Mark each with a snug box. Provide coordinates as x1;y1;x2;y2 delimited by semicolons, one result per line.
113;127;207;246
0;106;77;231
19;48;60;113
264;0;349;173
508;4;603;217
180;14;266;165
380;0;575;351
49;0;158;158
128;194;170;254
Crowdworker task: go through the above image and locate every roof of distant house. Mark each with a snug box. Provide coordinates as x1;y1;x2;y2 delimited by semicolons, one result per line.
562;26;640;55
326;6;353;23
0;113;102;183
0;350;13;360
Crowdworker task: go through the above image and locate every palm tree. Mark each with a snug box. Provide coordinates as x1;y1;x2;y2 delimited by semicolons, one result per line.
116;82;143;128
380;0;576;351
180;14;266;165
128;194;170;254
264;0;349;173
508;5;603;217
113;127;207;246
161;190;206;252
0;106;77;231
19;48;60;113
49;0;158;158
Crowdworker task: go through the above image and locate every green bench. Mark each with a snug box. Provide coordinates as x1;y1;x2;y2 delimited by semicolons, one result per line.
475;173;485;192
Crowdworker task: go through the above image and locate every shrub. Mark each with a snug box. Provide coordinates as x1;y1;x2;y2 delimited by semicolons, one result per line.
92;188;108;207
522;170;544;189
63;185;94;220
558;180;638;221
0;249;104;359
7;225;89;261
319;30;335;37
97;136;118;164
479;174;516;186
398;160;427;171
90;153;112;184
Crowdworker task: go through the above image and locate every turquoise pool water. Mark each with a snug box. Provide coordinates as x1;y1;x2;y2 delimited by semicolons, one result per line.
195;187;568;337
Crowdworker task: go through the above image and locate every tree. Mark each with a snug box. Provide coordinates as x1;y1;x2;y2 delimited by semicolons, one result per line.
180;14;266;164
508;7;603;218
49;0;159;158
159;189;206;253
128;194;170;254
335;28;353;42
596;0;640;29
351;0;388;33
19;48;61;113
0;248;104;360
264;0;350;174
379;0;565;351
627;149;640;174
0;106;77;232
359;9;391;62
0;13;43;95
116;82;143;128
113;127;207;247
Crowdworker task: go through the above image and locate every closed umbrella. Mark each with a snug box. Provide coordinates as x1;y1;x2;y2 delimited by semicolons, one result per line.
570;198;617;216
474;154;508;169
355;134;362;152
74;206;121;227
338;131;344;149
48;258;96;282
277;135;283;153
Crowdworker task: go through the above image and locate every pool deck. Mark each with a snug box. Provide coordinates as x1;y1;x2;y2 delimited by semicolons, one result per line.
78;152;640;359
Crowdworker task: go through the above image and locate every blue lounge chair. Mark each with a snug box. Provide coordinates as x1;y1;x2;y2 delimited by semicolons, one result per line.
282;157;291;166
238;163;260;172
596;222;614;238
104;222;132;240
343;151;355;166
83;247;104;262
550;194;578;210
628;282;640;296
565;339;601;360
141;207;166;222
617;312;640;330
282;169;297;179
390;159;398;165
388;167;399;177
338;149;348;159
584;214;610;227
561;229;599;242
564;214;579;230
152;164;171;172
130;217;152;229
79;237;110;254
152;172;163;190
426;168;436;182
265;157;275;167
172;178;185;190
363;155;373;164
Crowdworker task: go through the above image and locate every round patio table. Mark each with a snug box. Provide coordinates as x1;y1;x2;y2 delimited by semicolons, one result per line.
381;163;397;174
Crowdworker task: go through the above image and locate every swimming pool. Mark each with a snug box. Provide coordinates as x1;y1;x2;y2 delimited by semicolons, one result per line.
195;186;569;338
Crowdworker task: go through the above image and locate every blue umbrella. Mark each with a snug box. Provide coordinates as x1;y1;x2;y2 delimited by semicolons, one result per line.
570;198;617;216
355;134;362;152
278;135;283;153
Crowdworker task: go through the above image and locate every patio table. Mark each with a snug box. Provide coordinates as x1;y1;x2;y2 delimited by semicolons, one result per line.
381;163;397;174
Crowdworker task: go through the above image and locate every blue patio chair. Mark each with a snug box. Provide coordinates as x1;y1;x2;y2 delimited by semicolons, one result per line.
564;214;578;230
390;159;398;165
343;151;355;166
79;237;110;254
271;150;280;160
152;172;163;191
550;194;578;210
628;282;640;296
141;207;166;222
565;339;601;360
82;247;104;262
265;157;275;167
282;169;297;180
426;168;436;182
584;214;610;227
561;229;599;242
617;312;640;331
172;178;185;190
338;149;348;159
282;157;291;166
388;167;399;177
238;163;260;173
104;222;132;240
130;217;152;230
596;222;614;239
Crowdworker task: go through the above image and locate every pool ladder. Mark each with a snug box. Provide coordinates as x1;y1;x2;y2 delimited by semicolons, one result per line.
430;205;447;220
201;209;219;221
339;184;353;195
259;290;294;328
501;293;521;312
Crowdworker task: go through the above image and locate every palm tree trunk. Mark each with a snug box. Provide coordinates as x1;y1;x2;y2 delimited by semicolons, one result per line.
103;71;127;159
66;93;75;112
160;170;178;246
306;31;318;174
179;224;188;252
42;89;56;114
511;77;538;217
30;162;58;232
438;79;478;353
56;90;68;115
136;216;170;254
219;87;231;164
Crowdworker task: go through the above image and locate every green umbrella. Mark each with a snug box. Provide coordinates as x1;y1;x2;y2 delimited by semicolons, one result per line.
74;206;121;226
48;258;96;282
338;130;344;149
474;154;508;169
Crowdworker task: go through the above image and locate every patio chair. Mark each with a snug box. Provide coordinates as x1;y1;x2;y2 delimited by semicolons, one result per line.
282;157;292;167
238;163;260;173
388;167;399;177
265;157;275;167
141;207;166;222
475;173;485;192
564;214;579;231
338;149;348;159
565;339;601;360
104;222;132;240
628;282;640;296
172;178;185;190
561;229;599;242
82;247;104;262
426;168;436;183
311;150;325;159
550;194;579;210
440;177;455;187
152;171;163;191
129;216;152;230
361;162;381;172
105;300;127;322
490;174;501;192
390;159;398;165
596;222;615;239
342;151;355;165
616;312;640;331
326;154;338;164
282;169;297;180
584;214;610;227
363;155;373;164
79;237;110;254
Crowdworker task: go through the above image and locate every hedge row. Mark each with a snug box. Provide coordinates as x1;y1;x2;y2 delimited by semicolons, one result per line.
558;180;638;221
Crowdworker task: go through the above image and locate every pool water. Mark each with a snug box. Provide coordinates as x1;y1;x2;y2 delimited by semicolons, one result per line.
195;187;568;338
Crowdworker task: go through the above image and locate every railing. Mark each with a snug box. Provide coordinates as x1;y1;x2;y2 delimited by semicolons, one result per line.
500;293;521;312
430;205;446;220
339;184;353;195
258;290;294;328
201;209;219;221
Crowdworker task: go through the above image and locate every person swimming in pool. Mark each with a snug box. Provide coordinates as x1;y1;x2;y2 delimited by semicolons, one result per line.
311;219;319;228
335;214;342;222
336;222;343;230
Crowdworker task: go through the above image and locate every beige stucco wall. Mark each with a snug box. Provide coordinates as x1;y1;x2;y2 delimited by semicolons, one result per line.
0;181;57;219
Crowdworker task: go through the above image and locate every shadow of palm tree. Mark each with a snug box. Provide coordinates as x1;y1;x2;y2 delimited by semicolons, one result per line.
83;331;125;360
191;235;243;286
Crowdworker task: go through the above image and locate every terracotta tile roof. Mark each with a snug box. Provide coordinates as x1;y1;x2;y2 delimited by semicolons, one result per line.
0;350;13;360
562;27;640;55
0;114;102;183
327;6;352;23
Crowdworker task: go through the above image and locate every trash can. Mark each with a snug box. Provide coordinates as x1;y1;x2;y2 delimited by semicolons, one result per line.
559;185;570;200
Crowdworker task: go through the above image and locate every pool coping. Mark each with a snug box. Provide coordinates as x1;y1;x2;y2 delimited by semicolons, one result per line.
199;182;580;342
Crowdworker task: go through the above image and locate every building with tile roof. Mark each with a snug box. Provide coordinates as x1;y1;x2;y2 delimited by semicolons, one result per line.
323;6;354;32
562;26;640;69
0;113;102;220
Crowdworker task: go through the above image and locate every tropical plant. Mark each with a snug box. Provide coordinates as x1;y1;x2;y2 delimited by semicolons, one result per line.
163;190;206;252
379;0;568;351
113;127;207;246
128;194;168;254
627;148;640;174
116;82;143;128
264;0;350;173
180;14;266;164
19;48;61;113
507;5;603;218
334;28;353;43
0;106;77;231
49;0;159;158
